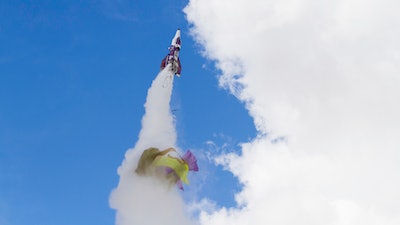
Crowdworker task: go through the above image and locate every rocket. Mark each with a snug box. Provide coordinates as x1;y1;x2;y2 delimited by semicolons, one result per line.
160;29;182;77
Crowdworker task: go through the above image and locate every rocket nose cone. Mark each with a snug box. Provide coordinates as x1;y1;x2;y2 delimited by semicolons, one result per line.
171;29;182;47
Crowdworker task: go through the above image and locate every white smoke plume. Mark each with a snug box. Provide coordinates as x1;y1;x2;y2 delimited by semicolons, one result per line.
184;0;400;224
109;68;192;225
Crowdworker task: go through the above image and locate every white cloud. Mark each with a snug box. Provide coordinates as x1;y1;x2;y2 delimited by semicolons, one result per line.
184;0;400;224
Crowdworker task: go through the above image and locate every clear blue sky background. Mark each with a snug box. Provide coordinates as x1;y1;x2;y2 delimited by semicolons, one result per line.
0;1;256;224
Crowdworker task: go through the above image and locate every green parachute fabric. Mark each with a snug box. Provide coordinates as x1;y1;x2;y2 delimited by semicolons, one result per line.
152;156;190;184
135;147;196;190
135;147;161;175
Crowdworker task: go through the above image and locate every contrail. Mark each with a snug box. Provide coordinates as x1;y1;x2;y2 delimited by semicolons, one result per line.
109;67;192;225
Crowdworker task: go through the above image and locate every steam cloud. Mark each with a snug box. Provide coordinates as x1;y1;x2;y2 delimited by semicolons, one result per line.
109;68;192;225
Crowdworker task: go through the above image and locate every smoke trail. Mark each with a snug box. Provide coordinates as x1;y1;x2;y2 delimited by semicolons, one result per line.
110;67;192;225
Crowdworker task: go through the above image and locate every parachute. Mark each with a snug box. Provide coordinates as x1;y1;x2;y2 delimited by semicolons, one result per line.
135;147;198;190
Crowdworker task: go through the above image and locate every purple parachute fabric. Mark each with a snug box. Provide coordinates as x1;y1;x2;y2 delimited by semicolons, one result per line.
176;180;183;190
182;150;199;171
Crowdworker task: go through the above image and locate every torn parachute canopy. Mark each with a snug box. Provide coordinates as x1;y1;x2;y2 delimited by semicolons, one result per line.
135;147;198;190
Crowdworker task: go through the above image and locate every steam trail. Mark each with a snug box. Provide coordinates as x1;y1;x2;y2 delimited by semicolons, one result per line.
110;68;191;225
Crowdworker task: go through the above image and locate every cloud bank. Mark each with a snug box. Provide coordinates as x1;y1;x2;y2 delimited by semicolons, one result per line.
110;69;192;225
184;0;400;224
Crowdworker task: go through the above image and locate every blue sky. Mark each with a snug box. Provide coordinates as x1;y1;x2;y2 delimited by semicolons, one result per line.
3;1;400;225
0;1;256;225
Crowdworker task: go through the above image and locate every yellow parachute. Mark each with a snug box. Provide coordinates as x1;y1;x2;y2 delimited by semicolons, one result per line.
135;147;198;190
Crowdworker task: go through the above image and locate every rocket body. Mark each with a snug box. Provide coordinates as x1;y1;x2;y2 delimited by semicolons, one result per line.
160;29;182;77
